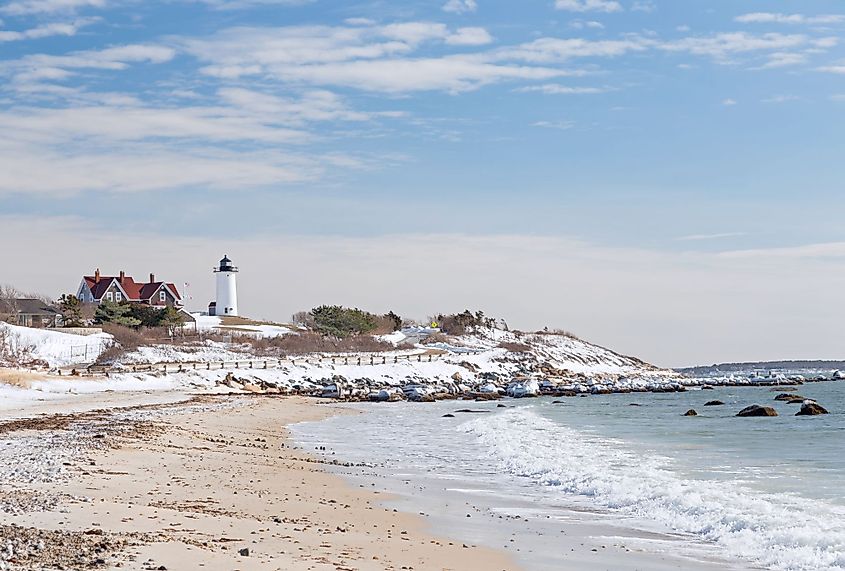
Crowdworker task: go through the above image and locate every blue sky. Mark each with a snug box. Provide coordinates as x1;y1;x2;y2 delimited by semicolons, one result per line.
2;0;845;365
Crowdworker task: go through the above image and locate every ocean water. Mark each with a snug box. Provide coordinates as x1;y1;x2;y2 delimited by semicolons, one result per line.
291;383;845;571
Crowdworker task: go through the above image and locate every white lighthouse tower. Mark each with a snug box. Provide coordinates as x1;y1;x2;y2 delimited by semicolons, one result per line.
213;255;239;317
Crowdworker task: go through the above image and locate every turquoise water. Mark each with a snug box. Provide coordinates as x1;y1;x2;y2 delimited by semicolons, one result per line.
539;383;845;503
292;383;845;571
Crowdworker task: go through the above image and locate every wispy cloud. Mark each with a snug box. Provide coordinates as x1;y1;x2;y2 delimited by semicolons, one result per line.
442;0;477;14
555;0;622;13
0;0;105;15
735;13;845;26
0;18;96;42
761;94;799;104
676;232;746;242
532;120;575;130
719;242;845;259
516;83;608;94
631;1;656;13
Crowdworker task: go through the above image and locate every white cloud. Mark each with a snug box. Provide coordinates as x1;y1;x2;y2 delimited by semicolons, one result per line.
761;51;807;68
495;37;648;62
761;94;799;104
516;83;608;94
735;13;845;25
532;120;575;129
631;1;656;13
183;24;572;93
554;0;622;13
722;98;737;106
194;0;314;8
719;242;845;260
817;64;845;74
569;19;605;30
676;232;745;241
659;32;807;61
442;0;477;14
0;0;104;15
0;43;176;92
345;17;375;26
0;18;95;42
445;27;493;46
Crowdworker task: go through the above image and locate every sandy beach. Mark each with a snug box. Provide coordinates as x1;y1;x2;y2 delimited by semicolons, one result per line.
0;394;519;571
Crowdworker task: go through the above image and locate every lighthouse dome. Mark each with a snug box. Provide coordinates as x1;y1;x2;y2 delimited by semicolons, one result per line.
216;255;238;273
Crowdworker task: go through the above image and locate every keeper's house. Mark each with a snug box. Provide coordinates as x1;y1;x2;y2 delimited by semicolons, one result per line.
77;269;183;308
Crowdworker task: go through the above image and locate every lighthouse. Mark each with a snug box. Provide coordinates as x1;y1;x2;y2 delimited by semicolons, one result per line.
213;255;239;317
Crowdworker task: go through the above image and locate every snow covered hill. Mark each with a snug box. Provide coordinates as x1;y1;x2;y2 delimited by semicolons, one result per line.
0;323;111;368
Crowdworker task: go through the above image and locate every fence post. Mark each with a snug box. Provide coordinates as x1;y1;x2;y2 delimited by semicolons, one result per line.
344;357;348;365
370;356;374;365
382;356;386;365
357;357;361;365
418;355;421;362
428;354;432;362
394;356;398;364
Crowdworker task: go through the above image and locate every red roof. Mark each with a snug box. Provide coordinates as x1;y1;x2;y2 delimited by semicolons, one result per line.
83;274;181;304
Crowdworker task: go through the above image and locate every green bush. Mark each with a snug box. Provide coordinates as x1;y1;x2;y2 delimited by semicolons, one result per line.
309;305;377;338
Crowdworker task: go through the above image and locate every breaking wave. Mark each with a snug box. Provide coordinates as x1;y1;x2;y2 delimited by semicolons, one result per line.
463;408;845;571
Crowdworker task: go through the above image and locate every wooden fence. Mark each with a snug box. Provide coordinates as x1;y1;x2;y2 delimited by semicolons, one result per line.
57;352;443;377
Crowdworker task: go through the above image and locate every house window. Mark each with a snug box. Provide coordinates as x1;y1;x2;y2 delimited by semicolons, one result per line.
106;292;113;302
115;292;122;302
159;291;166;302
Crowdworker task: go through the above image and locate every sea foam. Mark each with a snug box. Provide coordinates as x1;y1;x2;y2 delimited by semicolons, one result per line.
463;409;845;571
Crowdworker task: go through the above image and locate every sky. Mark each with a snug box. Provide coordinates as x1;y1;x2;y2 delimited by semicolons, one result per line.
2;0;845;367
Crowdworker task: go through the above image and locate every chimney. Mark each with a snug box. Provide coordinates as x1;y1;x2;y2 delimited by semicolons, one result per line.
119;270;125;282
95;268;100;284
149;273;155;284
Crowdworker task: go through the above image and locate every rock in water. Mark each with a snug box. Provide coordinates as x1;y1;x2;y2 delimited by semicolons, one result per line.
704;400;725;406
736;405;778;417
796;402;829;416
683;409;698;416
442;414;456;418
774;393;804;402
239;548;250;557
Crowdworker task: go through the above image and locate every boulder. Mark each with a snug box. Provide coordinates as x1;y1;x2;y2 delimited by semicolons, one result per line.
442;414;455;418
774;393;803;402
704;400;724;406
796;402;829;416
683;409;698;417
451;371;463;382
736;405;778;417
241;383;263;394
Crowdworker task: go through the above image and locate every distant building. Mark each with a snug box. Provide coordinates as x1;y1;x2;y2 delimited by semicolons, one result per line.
210;255;239;317
0;298;62;328
77;269;183;308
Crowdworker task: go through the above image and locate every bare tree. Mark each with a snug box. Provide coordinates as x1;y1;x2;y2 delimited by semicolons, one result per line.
0;285;21;325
